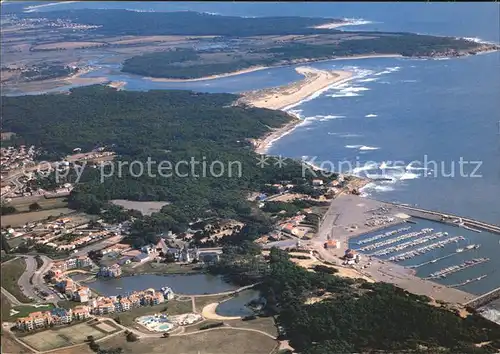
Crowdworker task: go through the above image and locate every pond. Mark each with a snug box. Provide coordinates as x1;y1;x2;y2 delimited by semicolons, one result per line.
215;289;262;317
87;273;238;296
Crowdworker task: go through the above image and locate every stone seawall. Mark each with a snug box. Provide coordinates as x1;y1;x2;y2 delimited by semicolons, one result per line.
465;287;500;309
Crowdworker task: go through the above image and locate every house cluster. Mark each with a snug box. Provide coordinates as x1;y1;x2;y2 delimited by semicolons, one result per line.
90;287;175;315
1;215;125;255
30;218;121;252
51;255;93;273
16;306;91;332
4;15;101;31
0;145;37;174
156;242;200;263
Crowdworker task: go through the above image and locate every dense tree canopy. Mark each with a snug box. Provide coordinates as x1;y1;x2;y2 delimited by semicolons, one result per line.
2;86;326;246
260;248;500;354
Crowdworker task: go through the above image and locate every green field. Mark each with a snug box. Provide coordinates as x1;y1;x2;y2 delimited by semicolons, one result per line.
99;328;277;354
9;304;55;320
19;321;120;352
1;258;32;303
1;206;73;228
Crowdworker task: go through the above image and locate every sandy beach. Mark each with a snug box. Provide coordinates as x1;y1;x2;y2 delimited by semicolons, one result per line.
243;67;354;154
240;67;353;110
107;81;127;90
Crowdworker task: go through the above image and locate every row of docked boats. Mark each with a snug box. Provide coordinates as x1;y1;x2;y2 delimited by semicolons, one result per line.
425;257;490;279
449;274;488;288
356;228;434;252
388;236;465;262
455;244;481;253
369;231;448;257
356;226;412;245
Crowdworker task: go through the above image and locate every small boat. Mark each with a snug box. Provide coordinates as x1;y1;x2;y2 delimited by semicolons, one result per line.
465;244;475;250
456;248;464;253
116;287;123;290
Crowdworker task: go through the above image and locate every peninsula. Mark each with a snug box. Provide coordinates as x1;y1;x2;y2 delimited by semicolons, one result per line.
1;9;498;93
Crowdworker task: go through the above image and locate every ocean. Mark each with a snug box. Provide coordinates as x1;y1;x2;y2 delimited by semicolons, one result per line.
3;2;499;315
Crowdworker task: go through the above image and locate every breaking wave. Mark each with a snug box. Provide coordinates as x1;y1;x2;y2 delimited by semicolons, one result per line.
365;114;377;118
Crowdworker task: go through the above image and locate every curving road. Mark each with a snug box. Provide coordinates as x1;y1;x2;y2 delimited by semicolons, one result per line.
17;255;56;303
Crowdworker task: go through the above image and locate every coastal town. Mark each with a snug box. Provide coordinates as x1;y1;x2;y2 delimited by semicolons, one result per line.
2;2;500;354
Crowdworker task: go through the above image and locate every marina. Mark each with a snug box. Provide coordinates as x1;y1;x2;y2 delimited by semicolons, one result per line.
355;228;434;252
356;226;412;245
370;231;450;256
388;236;465;261
408;246;479;269
449;275;488;288
348;213;500;298
425;258;490;280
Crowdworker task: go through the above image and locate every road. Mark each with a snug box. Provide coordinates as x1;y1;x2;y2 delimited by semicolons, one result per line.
17;256;38;300
16;255;56;303
1;287;22;306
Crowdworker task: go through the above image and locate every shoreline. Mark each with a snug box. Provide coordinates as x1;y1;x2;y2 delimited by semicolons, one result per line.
247;67;355;155
139;54;403;83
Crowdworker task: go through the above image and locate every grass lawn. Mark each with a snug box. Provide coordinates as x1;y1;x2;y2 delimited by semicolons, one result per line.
1;257;32;303
111;300;192;327
192;294;232;312
18;320;120;352
8;304;55;320
99;328;277;354
226;316;278;337
58;300;82;310
1;293;12;323
1;253;16;263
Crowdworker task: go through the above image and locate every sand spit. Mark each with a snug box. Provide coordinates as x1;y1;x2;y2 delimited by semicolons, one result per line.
240;67;353;110
241;67;354;154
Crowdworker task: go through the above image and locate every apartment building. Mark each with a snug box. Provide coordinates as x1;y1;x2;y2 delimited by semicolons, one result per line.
98;263;122;278
72;306;91;320
16;307;92;331
74;286;90;302
88;287;170;315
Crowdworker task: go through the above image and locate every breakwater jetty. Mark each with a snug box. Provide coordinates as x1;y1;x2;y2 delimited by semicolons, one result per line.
465;286;500;309
389;204;500;235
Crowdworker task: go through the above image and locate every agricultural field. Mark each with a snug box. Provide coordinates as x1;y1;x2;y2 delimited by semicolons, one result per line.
1;206;72;228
